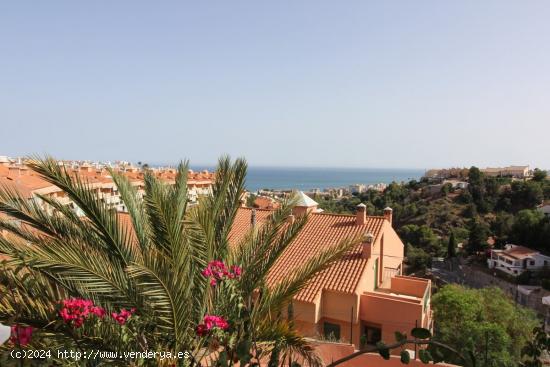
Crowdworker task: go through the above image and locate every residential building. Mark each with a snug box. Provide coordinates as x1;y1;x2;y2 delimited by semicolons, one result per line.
230;193;432;351
349;184;367;194
0;159;214;217
480;165;530;178
488;244;550;276
253;195;280;210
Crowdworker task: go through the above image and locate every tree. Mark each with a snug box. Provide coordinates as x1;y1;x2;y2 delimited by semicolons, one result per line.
510;209;545;250
510;181;544;211
447;232;457;258
466;219;489;255
399;225;440;251
468;166;483;186
532;168;547;182
432;285;538;366
441;183;453;196
405;244;431;272
0;157;357;366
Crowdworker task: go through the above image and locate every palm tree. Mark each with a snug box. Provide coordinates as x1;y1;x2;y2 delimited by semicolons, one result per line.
0;157;357;366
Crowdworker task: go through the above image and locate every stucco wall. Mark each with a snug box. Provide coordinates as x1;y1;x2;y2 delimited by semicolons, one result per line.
321;290;358;323
292;300;317;324
360;293;423;351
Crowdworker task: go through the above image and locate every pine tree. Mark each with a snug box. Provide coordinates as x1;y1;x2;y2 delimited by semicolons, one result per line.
447;232;457;258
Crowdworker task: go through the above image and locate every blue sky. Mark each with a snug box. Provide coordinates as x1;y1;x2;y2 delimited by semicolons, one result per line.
0;1;549;169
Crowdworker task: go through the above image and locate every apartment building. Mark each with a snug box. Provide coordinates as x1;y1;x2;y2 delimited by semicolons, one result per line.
0;161;214;217
229;193;432;351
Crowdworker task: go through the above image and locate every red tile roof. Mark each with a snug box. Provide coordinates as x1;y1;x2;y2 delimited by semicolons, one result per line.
501;245;538;260
229;208;386;302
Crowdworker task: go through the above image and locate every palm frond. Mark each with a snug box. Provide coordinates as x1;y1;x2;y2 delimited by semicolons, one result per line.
26;157;137;265
254;236;360;321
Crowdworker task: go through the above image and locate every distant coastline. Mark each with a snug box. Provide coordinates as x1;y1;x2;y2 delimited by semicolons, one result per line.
189;166;424;192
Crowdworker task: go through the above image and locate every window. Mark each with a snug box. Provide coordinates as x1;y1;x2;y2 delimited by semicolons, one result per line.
363;325;381;346
530;261;535;266
323;322;341;341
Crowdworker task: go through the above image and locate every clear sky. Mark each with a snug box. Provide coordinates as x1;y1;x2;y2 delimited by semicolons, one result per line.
1;1;549;169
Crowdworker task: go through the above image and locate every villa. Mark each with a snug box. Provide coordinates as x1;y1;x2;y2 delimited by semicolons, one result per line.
488;244;550;276
230;193;432;351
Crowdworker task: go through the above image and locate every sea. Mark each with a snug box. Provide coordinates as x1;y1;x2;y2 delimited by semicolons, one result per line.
189;166;424;192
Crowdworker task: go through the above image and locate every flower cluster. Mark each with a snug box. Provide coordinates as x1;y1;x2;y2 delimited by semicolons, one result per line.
10;325;33;346
195;315;229;337
201;260;242;286
59;298;106;328
111;308;136;325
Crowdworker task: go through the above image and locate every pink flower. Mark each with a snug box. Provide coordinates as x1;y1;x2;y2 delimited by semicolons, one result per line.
196;324;208;337
91;306;106;318
230;265;242;277
111;308;135;325
201;261;241;286
58;298;106;328
10;325;33;346
203;315;229;330
195;314;229;337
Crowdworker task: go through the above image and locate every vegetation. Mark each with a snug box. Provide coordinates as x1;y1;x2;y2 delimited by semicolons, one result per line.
0;157;358;366
316;166;550;272
431;285;539;366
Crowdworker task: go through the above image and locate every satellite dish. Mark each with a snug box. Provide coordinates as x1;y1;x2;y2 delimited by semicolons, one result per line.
0;323;10;345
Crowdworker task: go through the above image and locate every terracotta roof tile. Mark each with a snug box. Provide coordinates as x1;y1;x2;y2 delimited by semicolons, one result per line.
501;245;538;260
229;208;385;303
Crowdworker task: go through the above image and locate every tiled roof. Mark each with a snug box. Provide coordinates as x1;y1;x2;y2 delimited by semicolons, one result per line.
501;245;538;260
229;208;386;303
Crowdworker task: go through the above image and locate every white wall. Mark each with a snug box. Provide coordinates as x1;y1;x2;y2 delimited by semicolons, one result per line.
0;323;10;345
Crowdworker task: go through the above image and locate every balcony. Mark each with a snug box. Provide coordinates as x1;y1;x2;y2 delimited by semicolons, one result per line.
359;276;431;343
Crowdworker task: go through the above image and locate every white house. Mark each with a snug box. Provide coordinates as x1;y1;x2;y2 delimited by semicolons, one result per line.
488;244;550;276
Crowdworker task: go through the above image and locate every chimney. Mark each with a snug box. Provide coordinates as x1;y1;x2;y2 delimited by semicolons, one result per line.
356;203;367;226
251;209;257;227
362;232;374;259
383;207;393;225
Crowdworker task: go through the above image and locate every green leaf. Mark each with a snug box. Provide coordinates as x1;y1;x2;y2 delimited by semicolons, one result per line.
395;331;407;342
400;350;410;364
419;349;432;364
377;342;390;360
411;327;432;339
237;340;252;364
217;351;228;367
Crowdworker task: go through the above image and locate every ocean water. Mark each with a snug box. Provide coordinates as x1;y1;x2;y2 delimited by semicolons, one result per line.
190;166;424;192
